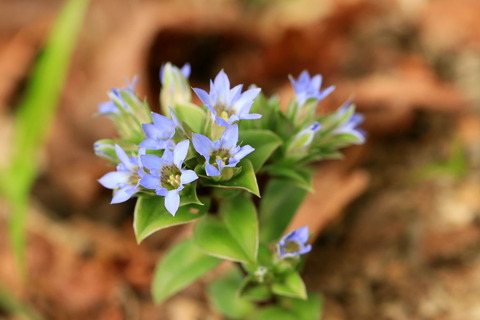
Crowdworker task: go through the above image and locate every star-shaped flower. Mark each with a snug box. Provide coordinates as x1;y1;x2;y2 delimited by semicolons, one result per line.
192;124;254;176
289;71;335;107
139;140;198;215
193;70;261;127
98;145;145;203
139;112;177;150
277;226;312;259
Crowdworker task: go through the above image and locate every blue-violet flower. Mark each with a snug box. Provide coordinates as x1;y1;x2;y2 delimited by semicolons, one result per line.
193;70;261;127
98;145;145;204
98;77;138;115
192;124;254;176
277;226;312;259
140;112;177;150
289;71;335;107
139;140;198;215
332;101;365;144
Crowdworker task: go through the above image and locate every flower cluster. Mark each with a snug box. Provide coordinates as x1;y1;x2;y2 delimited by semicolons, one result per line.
95;63;365;313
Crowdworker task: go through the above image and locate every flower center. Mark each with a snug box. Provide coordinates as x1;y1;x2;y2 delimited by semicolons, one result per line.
211;148;231;167
282;240;301;254
214;104;233;122
160;165;182;190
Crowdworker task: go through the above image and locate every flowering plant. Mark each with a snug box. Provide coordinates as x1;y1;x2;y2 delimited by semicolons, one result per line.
95;63;364;319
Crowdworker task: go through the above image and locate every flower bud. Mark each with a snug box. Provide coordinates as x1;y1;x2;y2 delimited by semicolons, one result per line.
160;63;192;115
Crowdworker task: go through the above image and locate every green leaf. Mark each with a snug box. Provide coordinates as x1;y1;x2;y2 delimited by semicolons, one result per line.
259;179;307;242
272;271;307;300
152;239;219;304
202;160;260;197
239;130;282;171
0;0;90;274
264;165;313;192
252;307;298;320
238;277;272;302
220;193;259;264
179;182;202;206
174;103;206;134
208;269;256;319
283;293;323;320
134;196;209;243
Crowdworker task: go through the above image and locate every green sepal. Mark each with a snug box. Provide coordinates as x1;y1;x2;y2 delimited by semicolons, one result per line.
202;160;260;197
259;179;307;242
194;193;258;264
272;271;307;300
133;196;209;243
239;129;282;172
152;238;220;304
179;182;202;206
207;269;256;319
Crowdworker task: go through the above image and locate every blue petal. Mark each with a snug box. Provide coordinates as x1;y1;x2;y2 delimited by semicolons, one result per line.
233;145;254;162
111;186;136;204
98;171;130;189
181;63;191;78
115;145;134;170
180;170;198;185
165;190;180;216
205;164;221;176
221;124;238;150
192;134;213;159
156;187;168;196
141;154;163;171
295;226;310;242
152;112;175;130
173;140;189;168
140;175;161;190
193;88;212;108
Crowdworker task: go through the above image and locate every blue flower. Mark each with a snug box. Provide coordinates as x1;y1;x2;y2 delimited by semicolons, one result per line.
286;122;321;156
193;70;261;127
139;112;177;150
98;77;138;115
332;101;365;144
139;140;198;215
98;145;145;204
192;124;254;176
289;71;335;106
277;226;312;259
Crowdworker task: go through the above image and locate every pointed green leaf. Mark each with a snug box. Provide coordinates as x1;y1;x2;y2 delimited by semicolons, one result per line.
283;293;323;320
220;193;259;264
152;239;220;303
208;269;255;319
272;271;307;300
252;307;298;320
202;160;260;197
174;103;206;134
193;216;252;263
179;182;202;206
264;165;313;191
259;179;307;242
134;196;209;243
239;130;282;172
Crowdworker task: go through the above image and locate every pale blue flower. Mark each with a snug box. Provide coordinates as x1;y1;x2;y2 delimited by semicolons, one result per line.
140;112;177;150
98;77;138;114
139;140;198;215
98;145;145;203
192;124;254;176
193;70;261;127
332;101;365;144
289;71;335;106
277;226;312;259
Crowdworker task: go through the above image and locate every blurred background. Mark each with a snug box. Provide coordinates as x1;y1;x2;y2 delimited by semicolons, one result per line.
1;0;480;319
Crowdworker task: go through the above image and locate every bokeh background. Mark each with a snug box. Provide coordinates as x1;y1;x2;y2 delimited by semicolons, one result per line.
1;0;480;319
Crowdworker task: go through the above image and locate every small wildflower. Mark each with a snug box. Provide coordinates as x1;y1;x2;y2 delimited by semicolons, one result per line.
98;145;145;204
160;63;192;114
140;112;177;150
286;122;321;156
139;140;198;215
193;70;261;127
277;226;312;259
289;71;335;107
331;101;365;144
98;77;138;115
192;124;254;176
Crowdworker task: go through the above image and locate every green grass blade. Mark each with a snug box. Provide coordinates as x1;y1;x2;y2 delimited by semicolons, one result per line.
1;0;90;274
